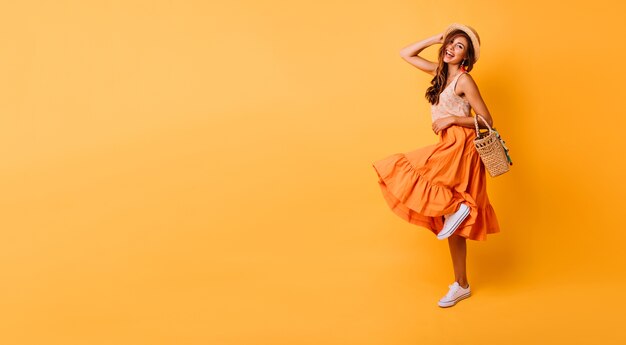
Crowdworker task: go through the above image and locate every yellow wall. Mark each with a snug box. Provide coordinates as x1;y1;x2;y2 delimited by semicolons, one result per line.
1;0;625;344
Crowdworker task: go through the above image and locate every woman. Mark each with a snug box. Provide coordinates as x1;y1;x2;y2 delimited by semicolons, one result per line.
371;23;501;308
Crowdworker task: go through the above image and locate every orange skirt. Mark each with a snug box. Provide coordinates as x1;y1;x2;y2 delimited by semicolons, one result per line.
372;125;500;241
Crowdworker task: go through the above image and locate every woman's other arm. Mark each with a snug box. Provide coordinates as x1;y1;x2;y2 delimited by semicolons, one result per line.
453;73;495;129
399;33;443;76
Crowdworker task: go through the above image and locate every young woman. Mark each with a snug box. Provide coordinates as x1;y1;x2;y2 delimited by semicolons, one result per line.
371;23;501;308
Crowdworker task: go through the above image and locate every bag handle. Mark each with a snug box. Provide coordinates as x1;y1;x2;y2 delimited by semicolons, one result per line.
473;114;494;135
473;114;513;165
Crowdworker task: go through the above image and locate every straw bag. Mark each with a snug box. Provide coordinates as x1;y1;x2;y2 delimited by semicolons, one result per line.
473;114;512;177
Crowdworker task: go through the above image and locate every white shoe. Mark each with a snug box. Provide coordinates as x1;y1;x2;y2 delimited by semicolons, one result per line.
438;281;471;308
437;203;470;240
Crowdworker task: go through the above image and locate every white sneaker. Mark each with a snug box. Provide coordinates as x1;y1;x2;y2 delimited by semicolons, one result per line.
438;281;471;308
437;203;470;240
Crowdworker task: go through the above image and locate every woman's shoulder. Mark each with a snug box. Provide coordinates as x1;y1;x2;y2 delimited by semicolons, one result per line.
455;72;479;97
457;72;477;85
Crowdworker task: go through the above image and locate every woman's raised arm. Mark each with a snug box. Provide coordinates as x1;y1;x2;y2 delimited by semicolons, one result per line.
400;33;444;76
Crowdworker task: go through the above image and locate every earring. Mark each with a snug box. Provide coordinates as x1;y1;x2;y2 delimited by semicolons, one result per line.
460;59;467;72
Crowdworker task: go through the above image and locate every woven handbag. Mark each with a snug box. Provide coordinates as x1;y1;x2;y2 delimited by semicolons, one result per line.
473;114;512;177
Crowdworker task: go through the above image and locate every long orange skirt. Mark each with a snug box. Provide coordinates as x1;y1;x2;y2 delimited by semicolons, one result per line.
372;125;500;241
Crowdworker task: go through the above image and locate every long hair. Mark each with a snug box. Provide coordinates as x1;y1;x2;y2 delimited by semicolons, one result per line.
425;30;478;105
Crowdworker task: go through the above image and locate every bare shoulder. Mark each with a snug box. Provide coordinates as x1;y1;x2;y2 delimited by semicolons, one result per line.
457;73;480;93
458;72;477;85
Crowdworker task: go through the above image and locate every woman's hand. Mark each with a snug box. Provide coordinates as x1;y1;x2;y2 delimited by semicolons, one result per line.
434;32;444;44
432;116;457;134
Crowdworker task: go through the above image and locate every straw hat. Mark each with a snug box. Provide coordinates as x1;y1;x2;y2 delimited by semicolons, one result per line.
444;23;481;63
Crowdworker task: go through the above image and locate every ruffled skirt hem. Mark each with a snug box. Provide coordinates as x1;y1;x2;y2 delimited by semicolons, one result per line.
372;126;501;241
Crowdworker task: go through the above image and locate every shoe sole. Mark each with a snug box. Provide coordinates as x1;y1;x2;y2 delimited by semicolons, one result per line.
437;204;470;240
438;291;471;308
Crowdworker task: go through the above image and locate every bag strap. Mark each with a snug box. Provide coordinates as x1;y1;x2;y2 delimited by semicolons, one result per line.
473;114;493;135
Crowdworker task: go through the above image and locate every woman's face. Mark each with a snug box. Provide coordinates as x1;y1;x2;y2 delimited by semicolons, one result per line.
443;35;469;65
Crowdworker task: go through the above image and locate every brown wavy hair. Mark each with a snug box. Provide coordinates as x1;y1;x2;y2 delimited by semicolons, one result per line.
425;30;478;105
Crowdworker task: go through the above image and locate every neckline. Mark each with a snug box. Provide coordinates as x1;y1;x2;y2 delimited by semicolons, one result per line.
440;72;470;104
443;72;465;92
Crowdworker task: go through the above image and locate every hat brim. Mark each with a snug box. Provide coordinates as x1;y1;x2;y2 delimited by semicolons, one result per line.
444;23;480;63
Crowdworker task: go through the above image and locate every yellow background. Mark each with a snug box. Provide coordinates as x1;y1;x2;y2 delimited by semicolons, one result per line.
1;0;625;344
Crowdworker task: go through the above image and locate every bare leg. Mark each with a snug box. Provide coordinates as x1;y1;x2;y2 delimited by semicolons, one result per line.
447;233;469;288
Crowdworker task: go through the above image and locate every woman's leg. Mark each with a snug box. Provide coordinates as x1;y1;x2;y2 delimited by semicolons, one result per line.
447;233;469;288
